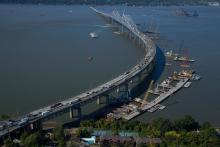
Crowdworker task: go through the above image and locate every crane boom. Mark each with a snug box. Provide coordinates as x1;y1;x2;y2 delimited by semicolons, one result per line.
141;80;154;107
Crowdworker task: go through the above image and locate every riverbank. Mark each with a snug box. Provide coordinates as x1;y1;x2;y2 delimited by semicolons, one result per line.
2;115;220;146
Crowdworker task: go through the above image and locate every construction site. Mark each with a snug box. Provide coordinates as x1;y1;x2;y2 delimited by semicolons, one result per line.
106;40;201;121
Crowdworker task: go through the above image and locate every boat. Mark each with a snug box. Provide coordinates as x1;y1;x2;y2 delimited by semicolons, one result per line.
114;31;121;35
89;32;98;38
173;56;195;62
175;9;199;17
175;9;190;17
165;50;178;58
191;74;201;81
184;82;192;88
88;56;94;62
165;50;173;57
208;2;220;6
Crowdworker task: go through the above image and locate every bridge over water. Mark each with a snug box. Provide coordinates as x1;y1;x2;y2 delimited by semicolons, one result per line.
0;7;156;141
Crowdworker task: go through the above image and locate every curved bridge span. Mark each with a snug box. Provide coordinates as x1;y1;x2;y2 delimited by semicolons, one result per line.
0;7;156;140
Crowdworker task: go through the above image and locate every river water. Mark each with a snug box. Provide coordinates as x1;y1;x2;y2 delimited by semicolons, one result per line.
0;4;220;126
0;4;144;115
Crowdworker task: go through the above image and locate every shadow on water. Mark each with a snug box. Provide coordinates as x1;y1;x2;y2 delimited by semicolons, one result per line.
64;46;165;127
151;46;166;81
130;46;165;98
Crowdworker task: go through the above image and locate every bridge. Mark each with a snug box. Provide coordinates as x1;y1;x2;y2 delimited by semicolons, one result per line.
0;7;156;141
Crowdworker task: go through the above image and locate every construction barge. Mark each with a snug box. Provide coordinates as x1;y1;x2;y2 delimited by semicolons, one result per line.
107;70;199;121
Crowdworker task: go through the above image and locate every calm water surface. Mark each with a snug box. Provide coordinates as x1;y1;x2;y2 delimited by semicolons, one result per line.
0;4;144;115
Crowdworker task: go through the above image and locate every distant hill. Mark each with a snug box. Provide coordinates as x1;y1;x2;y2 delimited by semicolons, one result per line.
0;0;220;6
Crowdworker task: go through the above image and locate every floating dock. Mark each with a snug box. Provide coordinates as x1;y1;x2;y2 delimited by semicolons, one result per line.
107;71;193;121
184;82;192;88
106;69;201;121
148;104;166;113
141;77;188;111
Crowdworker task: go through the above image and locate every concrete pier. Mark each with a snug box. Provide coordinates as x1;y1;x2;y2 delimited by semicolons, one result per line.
69;107;82;119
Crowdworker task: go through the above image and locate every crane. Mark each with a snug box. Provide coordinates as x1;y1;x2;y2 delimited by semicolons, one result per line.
141;80;154;108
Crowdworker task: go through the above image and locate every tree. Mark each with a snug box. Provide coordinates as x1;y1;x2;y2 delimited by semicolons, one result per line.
173;115;199;131
201;121;212;130
53;125;66;147
54;125;65;140
4;138;16;147
21;132;42;147
20;132;30;145
112;129;119;136
57;138;65;147
148;118;173;136
76;128;91;138
0;114;10;121
66;140;79;147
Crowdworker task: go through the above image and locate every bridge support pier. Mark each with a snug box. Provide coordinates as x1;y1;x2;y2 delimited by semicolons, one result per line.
30;121;42;131
97;95;110;105
105;95;110;104
124;84;131;101
133;74;141;83
97;96;101;105
116;86;120;93
69;107;81;119
139;74;142;81
124;84;128;91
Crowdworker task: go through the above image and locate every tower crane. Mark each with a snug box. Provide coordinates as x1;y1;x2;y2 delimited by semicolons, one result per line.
141;80;154;108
